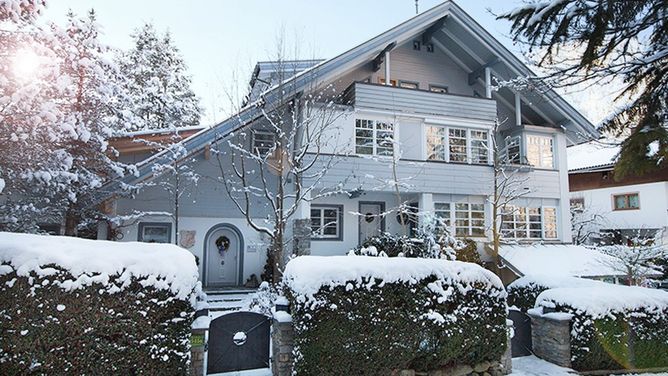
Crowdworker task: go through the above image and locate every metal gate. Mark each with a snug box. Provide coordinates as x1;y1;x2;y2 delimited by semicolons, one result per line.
509;310;532;357
207;312;271;374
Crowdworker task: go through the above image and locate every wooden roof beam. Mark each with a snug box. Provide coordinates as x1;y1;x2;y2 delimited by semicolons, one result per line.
468;57;500;85
372;42;396;72
422;16;447;44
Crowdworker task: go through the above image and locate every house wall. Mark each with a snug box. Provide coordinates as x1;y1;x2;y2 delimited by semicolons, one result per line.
570;181;668;231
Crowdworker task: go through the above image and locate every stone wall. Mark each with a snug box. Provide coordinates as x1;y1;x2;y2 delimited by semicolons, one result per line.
528;309;572;368
190;311;210;376
271;314;294;376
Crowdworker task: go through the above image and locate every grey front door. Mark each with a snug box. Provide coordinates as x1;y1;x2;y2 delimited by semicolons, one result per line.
359;202;383;244
206;227;240;287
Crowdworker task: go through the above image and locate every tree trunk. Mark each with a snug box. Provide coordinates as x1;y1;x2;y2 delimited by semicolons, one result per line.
64;204;78;236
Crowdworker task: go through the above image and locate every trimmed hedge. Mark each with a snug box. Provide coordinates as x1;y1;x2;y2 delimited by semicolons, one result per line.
507;275;602;311
0;265;195;374
283;256;507;376
537;286;668;371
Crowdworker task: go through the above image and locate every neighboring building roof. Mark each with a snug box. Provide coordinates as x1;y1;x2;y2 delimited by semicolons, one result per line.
94;0;599;204
500;244;629;278
109;126;207;155
567;141;620;172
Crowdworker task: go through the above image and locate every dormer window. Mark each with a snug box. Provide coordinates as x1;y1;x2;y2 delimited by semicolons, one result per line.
252;130;275;156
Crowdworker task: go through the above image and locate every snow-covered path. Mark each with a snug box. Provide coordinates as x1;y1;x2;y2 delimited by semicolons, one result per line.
511;356;668;376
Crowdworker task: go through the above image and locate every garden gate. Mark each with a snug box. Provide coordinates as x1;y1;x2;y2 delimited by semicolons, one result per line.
508;310;532;357
206;311;271;374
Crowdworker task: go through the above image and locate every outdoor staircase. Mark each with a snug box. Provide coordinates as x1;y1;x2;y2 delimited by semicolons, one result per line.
204;288;257;316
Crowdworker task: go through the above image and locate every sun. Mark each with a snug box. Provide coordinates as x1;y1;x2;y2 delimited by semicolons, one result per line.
12;49;41;79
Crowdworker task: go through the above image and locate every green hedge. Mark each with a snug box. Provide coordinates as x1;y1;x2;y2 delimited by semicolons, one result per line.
537;287;668;371
0;265;195;374
283;256;507;375
507;275;602;312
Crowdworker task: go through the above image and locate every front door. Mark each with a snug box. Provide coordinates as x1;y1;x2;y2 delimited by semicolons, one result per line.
359;202;384;244
206;227;240;287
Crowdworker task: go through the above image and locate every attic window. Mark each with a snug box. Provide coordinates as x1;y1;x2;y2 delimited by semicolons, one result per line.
426;43;434;53
252;130;275;156
413;41;421;51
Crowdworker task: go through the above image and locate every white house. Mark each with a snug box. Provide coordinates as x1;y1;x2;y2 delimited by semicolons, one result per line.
568;141;668;245
96;1;598;288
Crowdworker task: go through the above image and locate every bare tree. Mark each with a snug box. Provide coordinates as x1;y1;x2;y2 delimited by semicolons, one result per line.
488;120;532;274
597;232;667;286
216;53;351;284
570;205;607;245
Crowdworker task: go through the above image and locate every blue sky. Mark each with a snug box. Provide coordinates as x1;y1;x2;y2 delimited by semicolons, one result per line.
43;1;585;125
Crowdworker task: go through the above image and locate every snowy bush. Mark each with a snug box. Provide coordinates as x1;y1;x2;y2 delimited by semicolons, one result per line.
0;232;201;374
507;274;604;311
352;229;456;259
536;285;668;371
282;256;507;375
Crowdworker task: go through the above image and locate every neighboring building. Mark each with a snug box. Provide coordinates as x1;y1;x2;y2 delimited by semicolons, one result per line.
96;1;598;288
568;141;668;245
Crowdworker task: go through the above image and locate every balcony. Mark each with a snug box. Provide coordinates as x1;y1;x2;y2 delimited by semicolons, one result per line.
341;82;497;123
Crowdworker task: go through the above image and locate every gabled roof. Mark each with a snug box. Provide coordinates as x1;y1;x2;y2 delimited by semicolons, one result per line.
95;0;598;203
567;141;619;172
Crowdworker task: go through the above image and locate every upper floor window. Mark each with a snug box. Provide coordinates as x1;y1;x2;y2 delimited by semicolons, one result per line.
613;193;639;210
449;128;467;163
429;84;449;94
527;135;553;168
310;205;342;240
378;77;397;86
501;205;557;239
399;80;419;89
355;119;394;156
426;125;490;164
504;136;521;164
138;222;171;243
252;130;275;156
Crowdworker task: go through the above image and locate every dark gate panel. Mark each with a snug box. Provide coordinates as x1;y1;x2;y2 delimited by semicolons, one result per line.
509;310;532;357
207;312;271;374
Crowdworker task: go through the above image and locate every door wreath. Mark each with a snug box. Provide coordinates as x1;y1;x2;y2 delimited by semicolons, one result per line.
216;236;230;257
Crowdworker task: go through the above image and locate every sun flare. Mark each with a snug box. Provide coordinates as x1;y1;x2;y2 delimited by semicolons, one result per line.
12;49;41;79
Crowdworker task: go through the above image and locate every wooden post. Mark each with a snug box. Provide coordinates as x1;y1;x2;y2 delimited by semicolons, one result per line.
384;51;391;85
515;92;522;126
484;67;492;98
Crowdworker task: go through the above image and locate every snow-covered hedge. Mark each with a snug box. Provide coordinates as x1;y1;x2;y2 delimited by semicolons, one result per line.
507;274;603;311
282;255;507;375
536;285;668;371
0;232;201;374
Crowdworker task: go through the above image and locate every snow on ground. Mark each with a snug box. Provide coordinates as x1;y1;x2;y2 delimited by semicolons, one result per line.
537;284;668;316
511;356;668;376
0;232;200;303
567;141;620;171
282;255;503;300
500;244;623;278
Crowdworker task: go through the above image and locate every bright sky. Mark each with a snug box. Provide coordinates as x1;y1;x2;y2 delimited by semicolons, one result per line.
42;0;613;127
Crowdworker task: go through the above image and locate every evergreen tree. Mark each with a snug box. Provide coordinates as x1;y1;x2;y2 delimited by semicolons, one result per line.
499;0;667;178
115;23;201;131
48;10;129;235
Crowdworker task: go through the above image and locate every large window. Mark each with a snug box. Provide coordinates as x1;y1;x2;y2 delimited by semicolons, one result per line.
527;135;553;168
310;205;343;240
501;205;558;239
449;128;467;163
504;136;521;164
138;222;171;243
613;193;639;210
252;130;275;156
434;202;485;237
426;125;490;164
355;119;394;156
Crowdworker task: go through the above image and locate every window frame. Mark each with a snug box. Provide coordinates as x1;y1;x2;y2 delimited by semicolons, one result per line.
398;80;419;89
378;77;397;86
428;84;449;94
354;118;394;156
251;130;276;156
425;124;491;165
435;201;486;238
526;134;554;169
310;205;344;241
138;222;172;243
504;135;522;165
612;193;640;211
501;205;559;240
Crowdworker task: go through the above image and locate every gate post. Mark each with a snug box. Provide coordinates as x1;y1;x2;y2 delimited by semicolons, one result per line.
272;299;294;376
191;309;210;376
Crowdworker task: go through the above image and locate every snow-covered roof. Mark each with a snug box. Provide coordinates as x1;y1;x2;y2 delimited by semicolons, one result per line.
567;141;620;172
0;232;201;303
114;125;207;139
499;244;625;278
